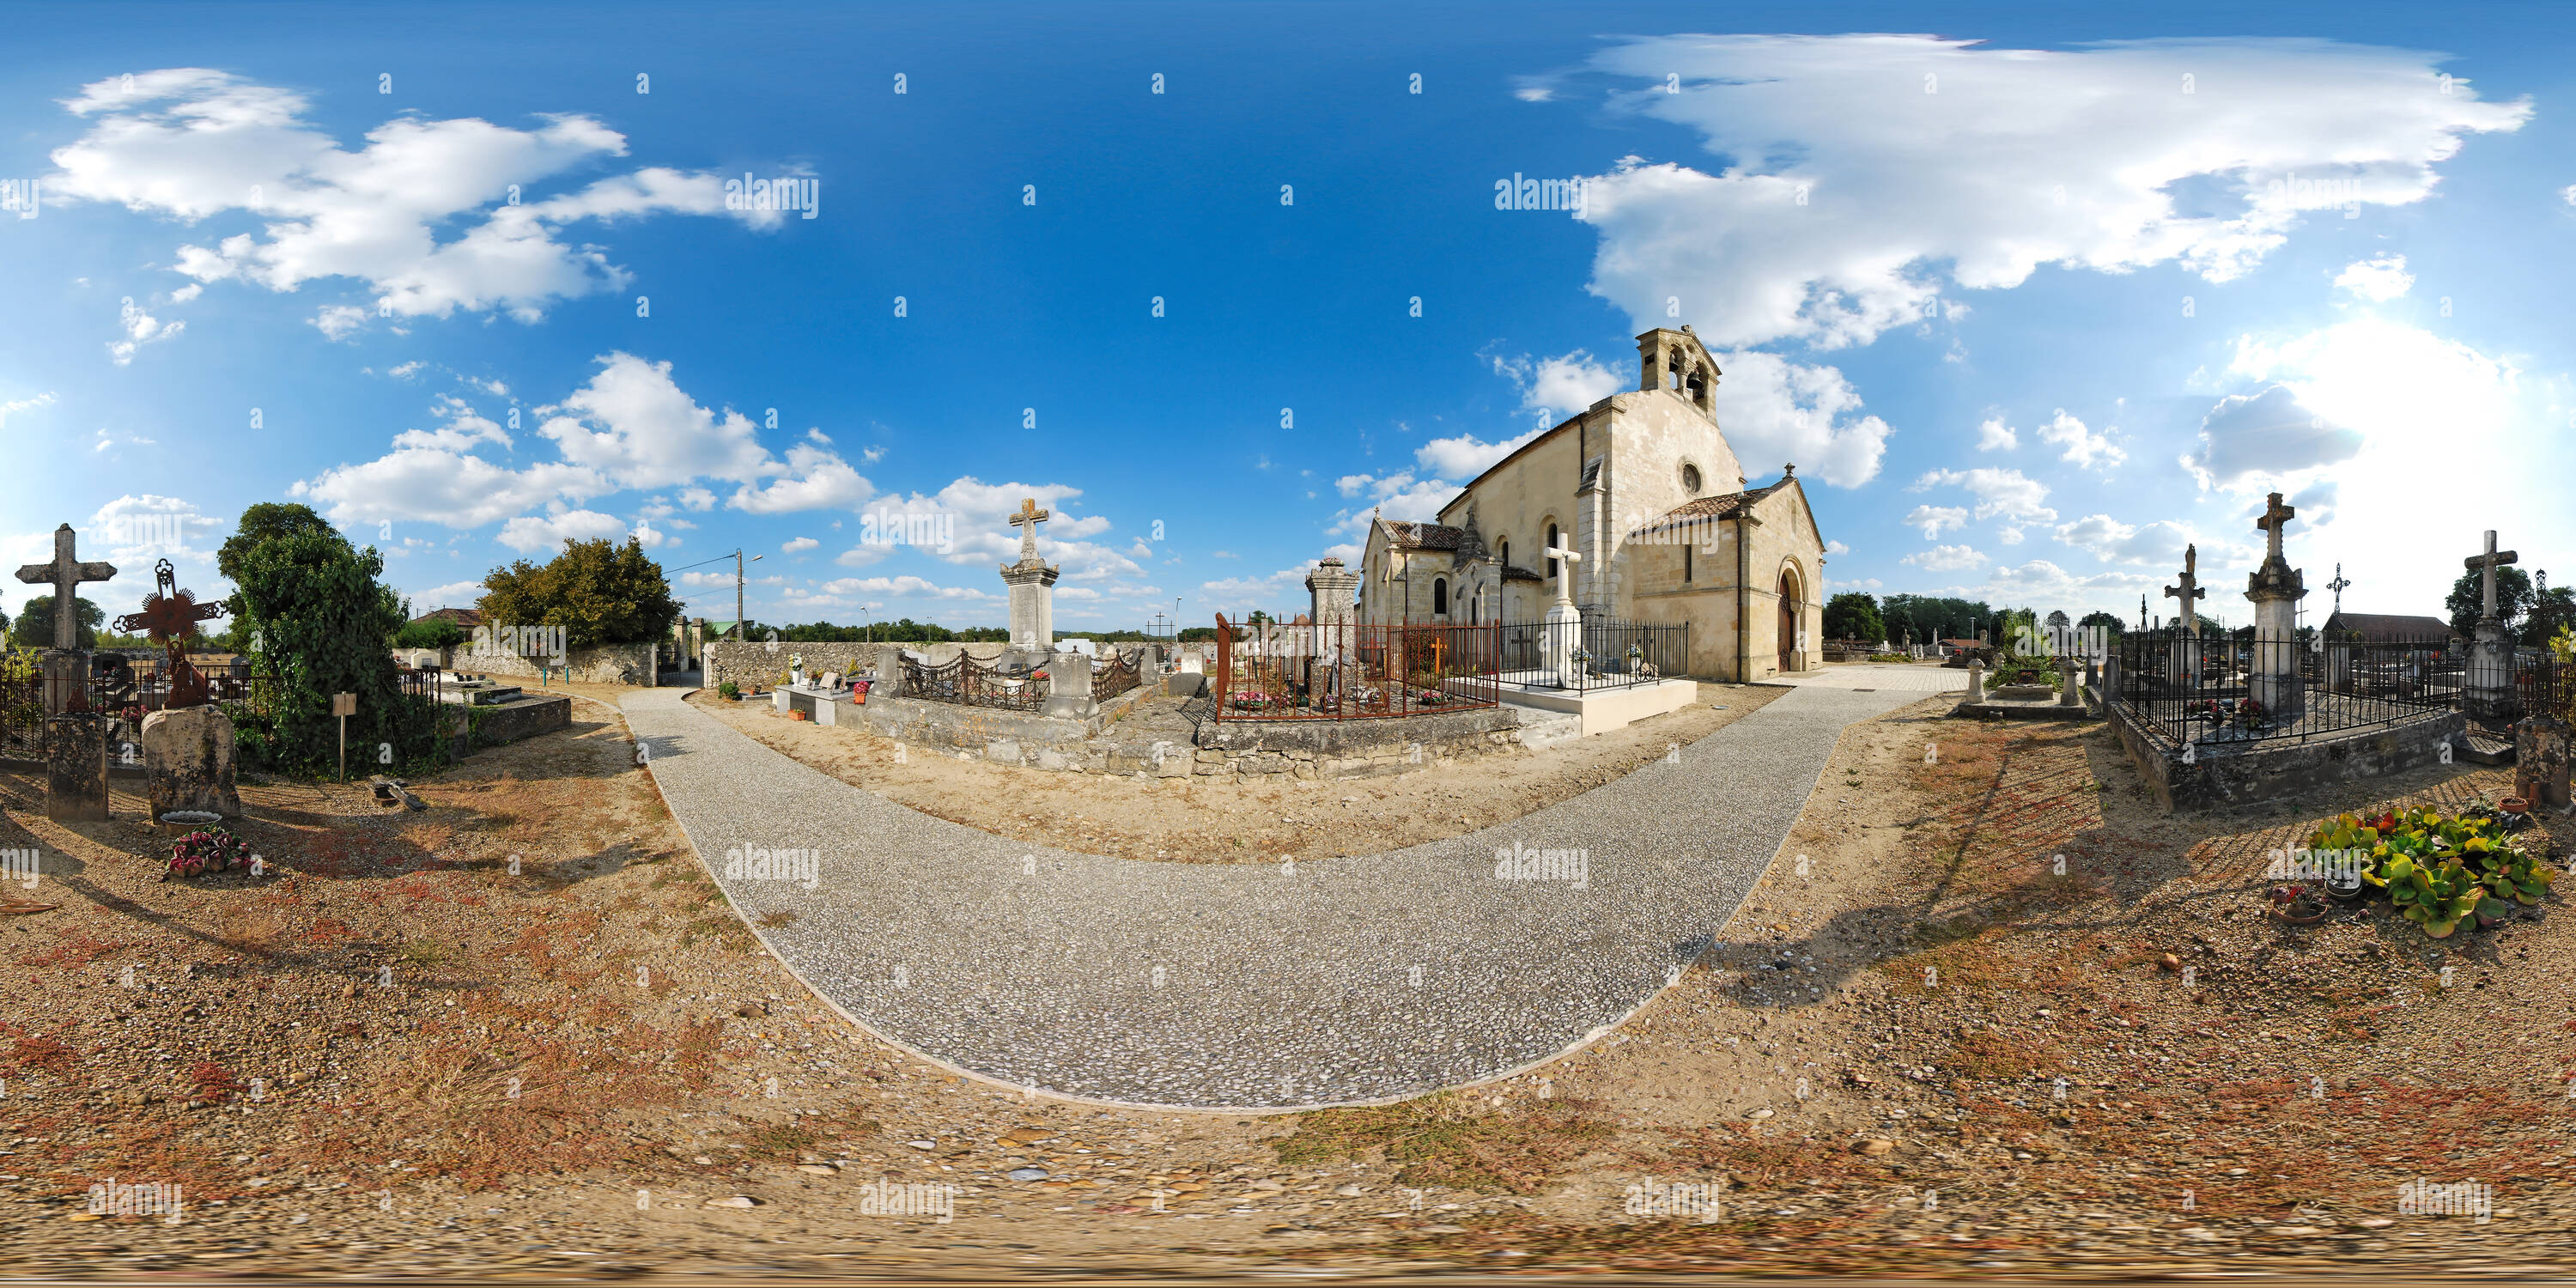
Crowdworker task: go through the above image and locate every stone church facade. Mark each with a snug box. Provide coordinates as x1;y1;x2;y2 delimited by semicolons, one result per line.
1353;326;1828;682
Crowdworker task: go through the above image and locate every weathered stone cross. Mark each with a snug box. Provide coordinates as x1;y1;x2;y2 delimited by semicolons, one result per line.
2164;544;2207;635
2465;529;2519;621
2255;492;2296;561
1008;496;1050;561
1543;538;1583;605
14;523;117;651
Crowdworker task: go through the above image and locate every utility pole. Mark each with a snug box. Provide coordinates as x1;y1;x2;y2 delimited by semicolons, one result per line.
737;548;746;640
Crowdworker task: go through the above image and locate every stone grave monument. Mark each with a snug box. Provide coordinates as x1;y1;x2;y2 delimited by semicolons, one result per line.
2163;544;2207;692
997;496;1059;672
1542;538;1583;684
2244;493;2307;724
2464;530;2519;722
15;523;115;822
113;559;241;820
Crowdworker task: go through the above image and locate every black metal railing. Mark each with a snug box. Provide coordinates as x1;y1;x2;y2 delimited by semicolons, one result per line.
901;652;1048;712
2111;629;2462;749
1211;617;1499;722
1497;617;1689;693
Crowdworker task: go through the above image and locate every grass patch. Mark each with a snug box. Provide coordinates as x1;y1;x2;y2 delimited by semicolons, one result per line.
755;909;799;929
1268;1092;1613;1194
398;939;447;967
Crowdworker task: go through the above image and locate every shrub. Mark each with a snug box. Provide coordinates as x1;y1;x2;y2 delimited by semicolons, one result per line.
479;538;678;649
223;525;442;777
717;681;740;701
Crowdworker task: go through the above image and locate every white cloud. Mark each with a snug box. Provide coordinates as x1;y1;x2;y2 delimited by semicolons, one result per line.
2562;184;2576;207
106;296;183;364
781;537;819;555
1327;471;1460;539
1489;349;1625;425
390;395;513;453
0;392;56;429
407;579;485;610
49;69;769;331
811;574;993;602
496;507;627;554
88;493;221;562
538;353;776;491
2179;384;2361;491
1910;466;2055;525
1902;544;1987;572
678;487;715;511
1573;35;2528;349
2333;252;2415;301
1413;428;1544;481
2052;514;2196;566
2035;409;2126;471
728;441;874;513
296;450;599;528
1903;505;1967;539
1825;539;1850;556
1704;349;1892;487
1975;416;2017;452
312;305;368;341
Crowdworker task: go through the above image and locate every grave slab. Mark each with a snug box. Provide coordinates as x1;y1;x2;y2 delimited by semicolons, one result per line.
141;705;241;820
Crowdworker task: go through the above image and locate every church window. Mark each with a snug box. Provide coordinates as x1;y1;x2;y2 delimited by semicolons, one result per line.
1499;539;1510;569
1681;462;1702;495
1545;524;1559;578
1684;543;1693;584
1432;578;1449;616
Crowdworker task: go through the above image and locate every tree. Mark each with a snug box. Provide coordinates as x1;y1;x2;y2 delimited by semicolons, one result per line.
2446;565;2533;637
226;526;437;775
2076;610;2123;637
218;502;343;587
395;617;470;651
9;594;104;649
1823;592;1883;641
478;538;680;649
2521;574;2573;647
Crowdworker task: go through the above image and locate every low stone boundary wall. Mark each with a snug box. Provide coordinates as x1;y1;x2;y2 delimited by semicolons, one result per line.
1189;706;1522;781
2108;700;2463;812
703;641;1014;691
448;642;659;686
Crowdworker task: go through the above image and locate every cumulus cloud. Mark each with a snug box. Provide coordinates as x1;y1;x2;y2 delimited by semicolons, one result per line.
1488;349;1625;425
407;579;486;610
2179;383;2362;491
537;353;776;492
1704;349;1892;487
88;493;222;562
106;296;183;365
781;537;819;555
1571;35;2527;349
1910;466;2056;525
2334;252;2414;301
390;395;512;453
2036;409;2126;471
1904;505;1967;539
1413;428;1545;481
2053;514;2196;565
1975;416;2017;451
1327;471;1461;539
495;506;627;554
47;69;775;335
1902;544;1987;572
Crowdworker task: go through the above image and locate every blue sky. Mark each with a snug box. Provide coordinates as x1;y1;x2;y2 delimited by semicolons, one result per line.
4;2;2572;635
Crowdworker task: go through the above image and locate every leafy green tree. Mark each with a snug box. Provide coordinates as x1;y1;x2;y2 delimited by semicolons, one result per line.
478;538;680;648
1823;592;1883;641
2446;565;2532;637
2076;610;2123;637
9;594;104;649
2519;576;2573;647
395;617;471;651
227;527;438;775
218;502;343;587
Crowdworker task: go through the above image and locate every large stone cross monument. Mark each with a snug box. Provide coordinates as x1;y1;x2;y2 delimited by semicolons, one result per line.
2163;544;2208;690
1542;538;1583;684
2464;529;2520;720
14;523;116;821
997;497;1060;661
2244;492;2307;722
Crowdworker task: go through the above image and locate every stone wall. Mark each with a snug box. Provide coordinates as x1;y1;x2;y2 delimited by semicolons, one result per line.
2109;701;2464;813
1189;706;1521;781
446;642;659;686
702;641;1015;690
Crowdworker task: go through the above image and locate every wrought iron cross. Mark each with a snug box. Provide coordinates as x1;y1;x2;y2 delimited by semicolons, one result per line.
2464;530;2518;620
2255;492;2295;560
2163;544;2206;635
2325;562;2350;616
114;560;228;709
1008;496;1050;560
14;523;117;651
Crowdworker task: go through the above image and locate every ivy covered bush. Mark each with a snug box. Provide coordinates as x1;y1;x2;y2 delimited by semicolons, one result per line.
221;507;445;777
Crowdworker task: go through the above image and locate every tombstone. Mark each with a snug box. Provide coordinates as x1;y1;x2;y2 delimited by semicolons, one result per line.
997;497;1060;668
1041;649;1097;720
2463;530;2520;721
869;644;908;700
2163;544;2207;694
2244;493;2307;723
1541;538;1584;685
45;714;109;822
141;706;241;819
2515;714;2572;808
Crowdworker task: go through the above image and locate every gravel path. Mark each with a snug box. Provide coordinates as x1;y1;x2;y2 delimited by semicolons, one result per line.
620;683;1921;1111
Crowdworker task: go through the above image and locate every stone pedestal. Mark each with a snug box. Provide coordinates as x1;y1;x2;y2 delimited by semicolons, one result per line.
41;649;87;715
1040;650;1097;720
1001;561;1059;651
1543;600;1582;686
2465;620;2518;721
2166;635;2201;693
870;645;908;698
2515;714;2572;808
141;706;240;820
2245;554;2306;724
2057;656;2084;708
45;713;108;822
1305;558;1360;634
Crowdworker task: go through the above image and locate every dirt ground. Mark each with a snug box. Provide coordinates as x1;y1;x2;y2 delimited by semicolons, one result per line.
5;683;2576;1279
684;682;1783;862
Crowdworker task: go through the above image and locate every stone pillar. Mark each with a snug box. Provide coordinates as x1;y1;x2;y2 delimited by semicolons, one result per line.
2465;621;2518;720
46;713;107;822
871;645;908;699
1001;562;1059;652
142;707;241;820
1963;661;1984;699
41;649;86;716
1305;557;1360;631
2057;654;2083;708
2514;715;2571;808
1042;650;1097;720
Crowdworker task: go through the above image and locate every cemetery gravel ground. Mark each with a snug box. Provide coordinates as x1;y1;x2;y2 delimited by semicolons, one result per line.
1;686;2573;1277
682;682;1785;861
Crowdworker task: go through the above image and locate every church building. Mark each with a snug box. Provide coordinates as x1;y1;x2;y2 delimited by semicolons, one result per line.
1354;326;1829;682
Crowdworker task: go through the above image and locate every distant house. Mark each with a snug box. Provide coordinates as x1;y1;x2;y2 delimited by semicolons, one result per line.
410;607;485;629
2322;611;2455;645
1937;638;1984;655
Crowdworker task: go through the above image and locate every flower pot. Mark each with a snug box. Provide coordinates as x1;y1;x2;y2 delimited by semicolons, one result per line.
2324;872;2366;902
2501;796;2530;816
2270;899;2330;925
788;710;809;722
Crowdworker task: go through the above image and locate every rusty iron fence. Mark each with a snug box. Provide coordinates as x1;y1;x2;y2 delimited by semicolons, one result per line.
1091;647;1141;702
2110;629;2462;749
902;651;1048;712
1209;616;1498;723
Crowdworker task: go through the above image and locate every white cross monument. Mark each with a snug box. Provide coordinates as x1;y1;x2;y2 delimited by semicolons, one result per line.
2464;530;2519;720
1542;537;1583;686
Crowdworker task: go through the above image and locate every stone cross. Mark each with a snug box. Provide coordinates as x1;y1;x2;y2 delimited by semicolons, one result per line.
15;523;118;650
1542;538;1582;605
2164;544;2206;636
2255;492;2295;561
2326;562;2350;616
2465;530;2518;621
1008;496;1050;562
